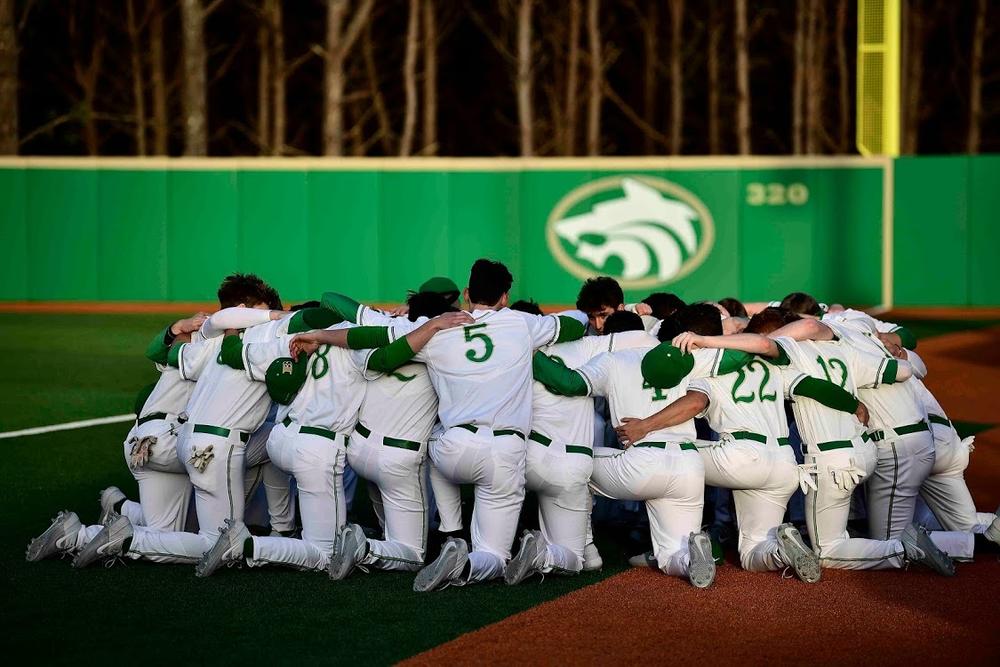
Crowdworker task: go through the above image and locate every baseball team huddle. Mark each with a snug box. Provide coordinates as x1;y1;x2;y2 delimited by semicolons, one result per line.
26;259;1000;591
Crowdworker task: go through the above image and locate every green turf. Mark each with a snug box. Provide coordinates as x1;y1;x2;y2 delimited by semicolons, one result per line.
1;313;628;664
893;318;1000;342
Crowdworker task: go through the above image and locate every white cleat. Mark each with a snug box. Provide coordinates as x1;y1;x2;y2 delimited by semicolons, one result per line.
413;537;469;592
328;523;369;581
26;511;82;562
776;522;821;583
504;530;547;586
98;487;126;525
196;519;250;578
582;542;603;571
984;507;1000;545
72;513;133;568
901;523;956;577
628;551;657;568
687;532;717;589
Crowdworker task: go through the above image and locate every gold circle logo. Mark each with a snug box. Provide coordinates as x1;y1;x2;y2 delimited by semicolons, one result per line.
545;175;715;289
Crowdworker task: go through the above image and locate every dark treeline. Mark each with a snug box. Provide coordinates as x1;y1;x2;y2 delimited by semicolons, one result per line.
1;0;996;157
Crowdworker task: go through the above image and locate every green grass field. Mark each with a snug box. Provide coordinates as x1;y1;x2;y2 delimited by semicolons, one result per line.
0;313;633;664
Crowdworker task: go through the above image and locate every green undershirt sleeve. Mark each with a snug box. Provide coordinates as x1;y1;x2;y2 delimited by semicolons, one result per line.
881;358;899;384
146;325;173;364
554;316;585;343
346;326;391;350
287;307;343;334
321;292;362;324
893;326;917;350
532;352;589;397
166;343;184;368
793;376;859;413
366;337;417;373
768;344;791;367
719;349;755;373
219;334;245;370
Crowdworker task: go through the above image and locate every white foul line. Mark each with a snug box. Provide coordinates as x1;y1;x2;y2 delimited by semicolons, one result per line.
0;414;135;440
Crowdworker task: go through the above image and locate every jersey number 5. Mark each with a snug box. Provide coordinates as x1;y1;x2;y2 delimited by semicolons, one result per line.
463;324;494;363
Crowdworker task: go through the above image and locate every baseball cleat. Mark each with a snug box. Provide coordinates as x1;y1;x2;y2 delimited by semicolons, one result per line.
900;523;956;576
328;523;369;581
72;513;133;568
195;519;250;577
98;486;126;525
627;551;657;569
776;523;821;583
687;531;717;589
582;542;603;571
26;510;82;562
984;508;1000;545
413;537;469;592
504;530;547;585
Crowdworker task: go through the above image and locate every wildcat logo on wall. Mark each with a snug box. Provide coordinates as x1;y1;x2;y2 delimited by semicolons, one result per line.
545;175;715;289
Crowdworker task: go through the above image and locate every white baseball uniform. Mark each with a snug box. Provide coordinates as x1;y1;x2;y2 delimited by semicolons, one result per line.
686;358;801;572
242;323;375;571
414;308;569;584
349;360;437;572
772;336;908;569
572;335;706;578
526;331;656;575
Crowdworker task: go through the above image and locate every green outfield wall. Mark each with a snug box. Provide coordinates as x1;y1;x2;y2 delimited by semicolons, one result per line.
0;157;994;307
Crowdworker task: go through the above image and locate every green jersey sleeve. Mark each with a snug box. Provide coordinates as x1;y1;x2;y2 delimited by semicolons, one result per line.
532;351;590;397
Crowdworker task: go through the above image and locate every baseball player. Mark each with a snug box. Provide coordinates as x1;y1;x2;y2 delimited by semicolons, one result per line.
619;304;872;581
351;259;585;591
324;293;472;579
528;311;721;588
194;306;472;576
670;309;955;575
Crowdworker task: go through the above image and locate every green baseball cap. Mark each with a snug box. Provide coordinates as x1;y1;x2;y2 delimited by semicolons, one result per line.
640;343;695;389
265;356;308;404
415;276;460;303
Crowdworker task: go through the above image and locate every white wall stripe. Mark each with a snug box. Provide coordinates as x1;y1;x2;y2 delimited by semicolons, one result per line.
0;414;134;440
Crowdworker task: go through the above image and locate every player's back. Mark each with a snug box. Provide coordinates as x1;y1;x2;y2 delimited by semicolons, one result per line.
184;319;286;433
417;308;535;433
689;357;789;439
359;361;437;443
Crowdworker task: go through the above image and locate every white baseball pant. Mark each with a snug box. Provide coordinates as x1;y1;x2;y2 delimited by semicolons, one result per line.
802;437;906;569
525;432;595;574
429;426;526;584
591;442;705;577
698;435;799;572
120;415;191;532
867;428;935;540
347;425;430;572
246;421;348;571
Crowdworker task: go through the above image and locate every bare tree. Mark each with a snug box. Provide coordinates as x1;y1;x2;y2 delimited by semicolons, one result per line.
399;0;419;156
125;0;148;155
967;0;986;154
668;0;684;154
421;0;437;155
68;3;106;155
149;0;169;154
630;0;658;155
901;0;926;154
180;0;207;155
792;0;805;154
0;0;17;154
707;0;721;154
835;0;849;152
563;0;581;155
323;0;375;156
270;0;285;155
516;0;533;156
362;19;394;154
734;0;750;154
803;0;818;153
586;0;601;155
257;1;271;153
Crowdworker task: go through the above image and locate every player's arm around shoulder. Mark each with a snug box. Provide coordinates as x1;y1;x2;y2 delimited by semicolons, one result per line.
366;311;473;373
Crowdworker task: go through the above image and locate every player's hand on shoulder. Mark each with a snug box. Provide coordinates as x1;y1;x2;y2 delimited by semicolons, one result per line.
389;304;410;317
289;334;321;360
430;311;475;330
173;313;208;335
671;331;704;354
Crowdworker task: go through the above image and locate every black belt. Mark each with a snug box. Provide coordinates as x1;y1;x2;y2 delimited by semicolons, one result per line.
869;420;929;442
